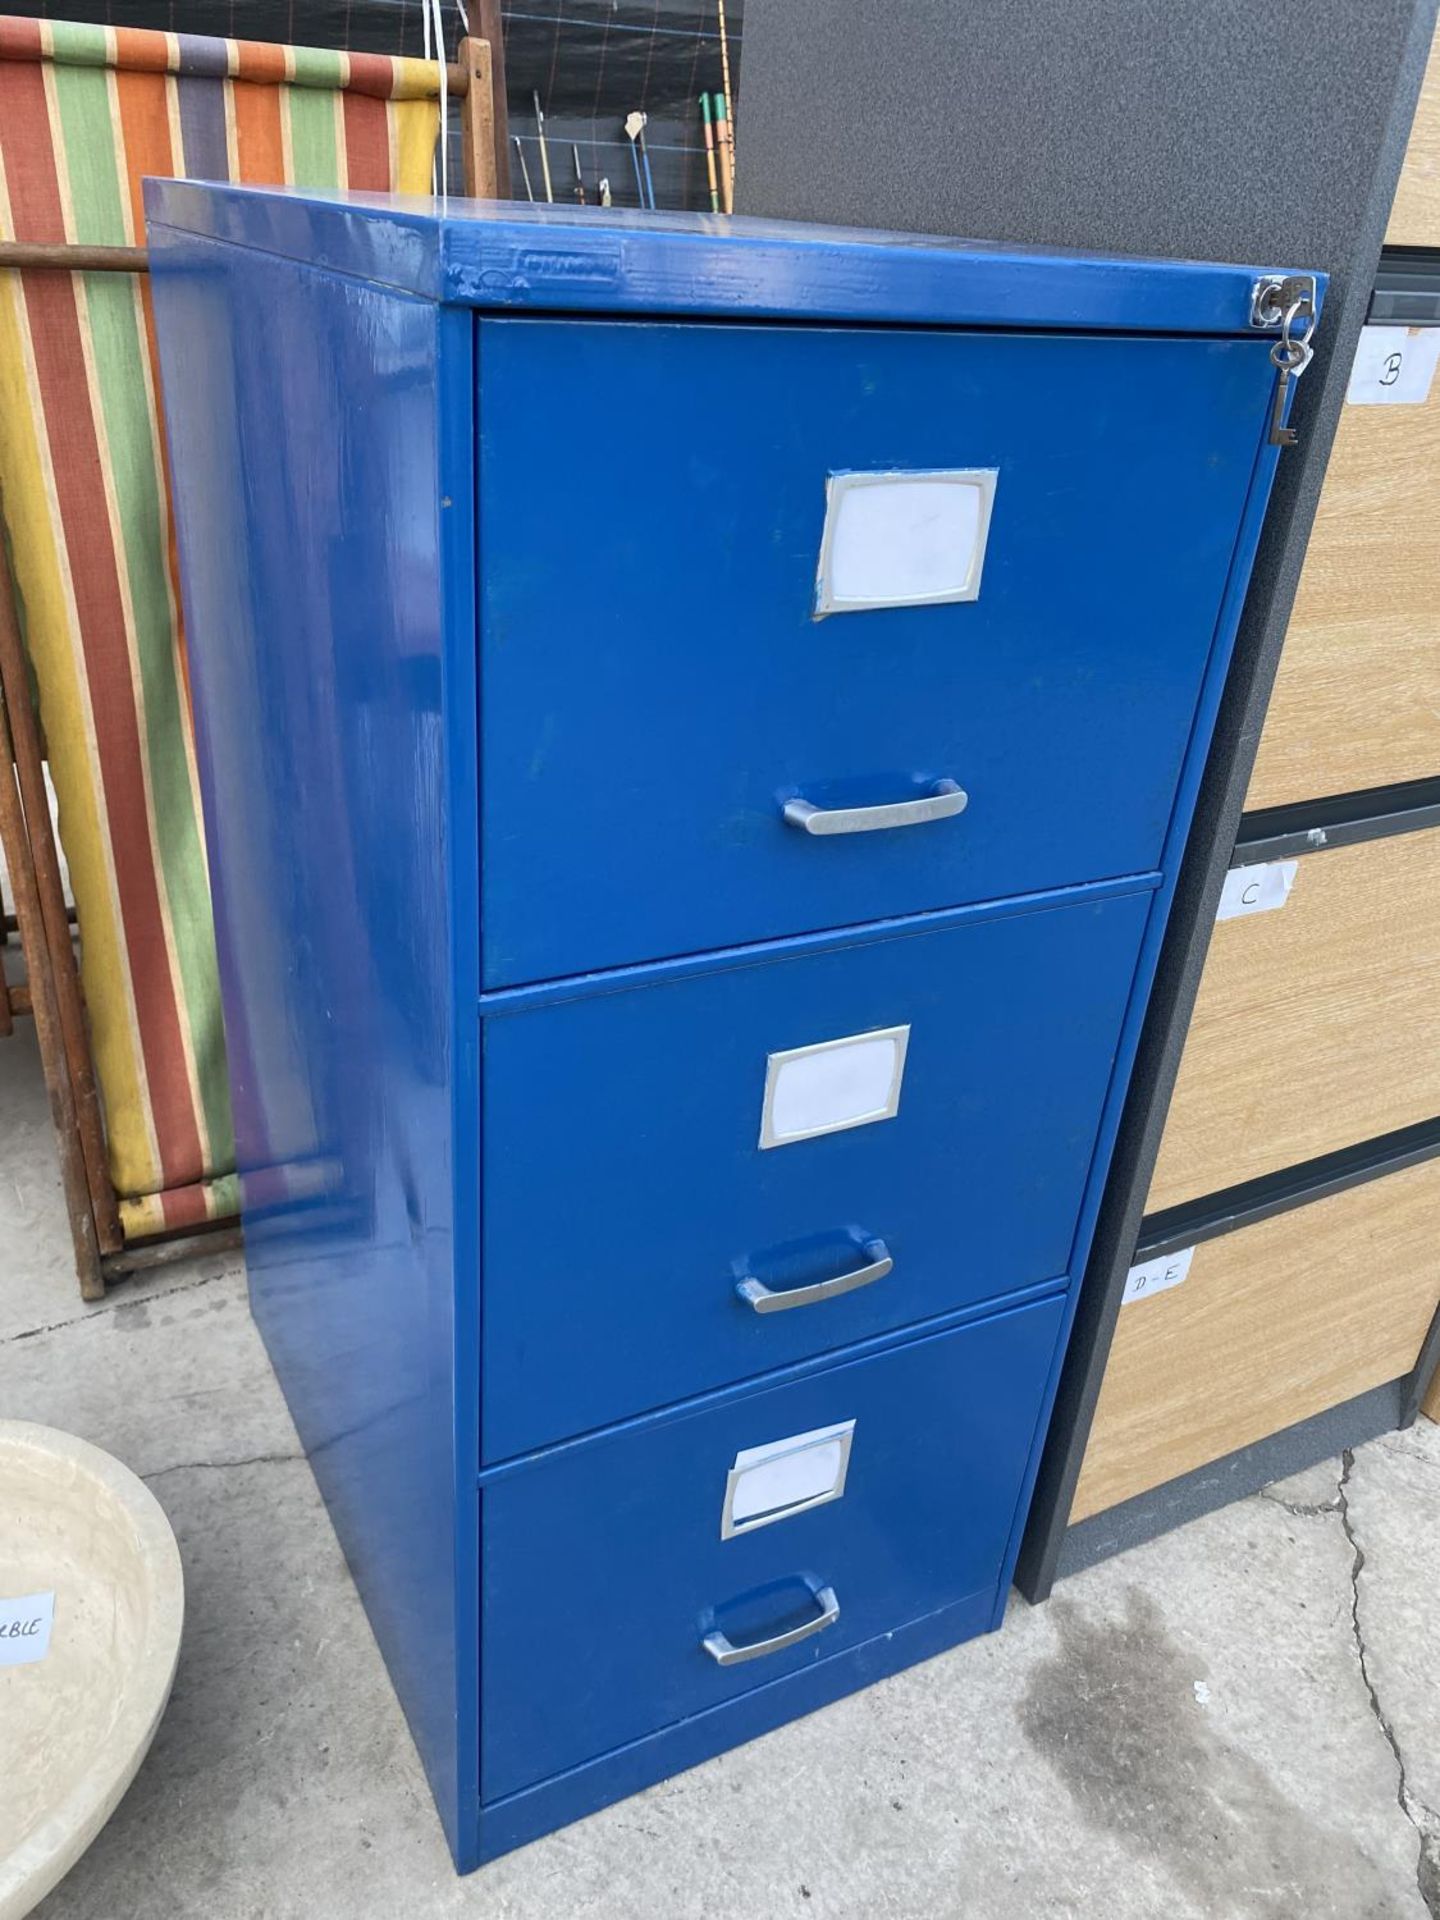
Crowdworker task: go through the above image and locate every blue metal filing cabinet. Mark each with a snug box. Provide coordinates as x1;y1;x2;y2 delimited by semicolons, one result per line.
145;181;1320;1870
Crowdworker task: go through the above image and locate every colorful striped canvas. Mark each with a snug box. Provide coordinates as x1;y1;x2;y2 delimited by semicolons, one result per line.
0;13;440;1239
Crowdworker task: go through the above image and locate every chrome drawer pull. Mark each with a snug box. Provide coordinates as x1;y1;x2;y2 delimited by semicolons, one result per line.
736;1239;892;1314
702;1585;840;1667
782;779;967;836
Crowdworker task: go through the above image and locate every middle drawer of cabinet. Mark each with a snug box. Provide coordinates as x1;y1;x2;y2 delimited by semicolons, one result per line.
479;883;1149;1463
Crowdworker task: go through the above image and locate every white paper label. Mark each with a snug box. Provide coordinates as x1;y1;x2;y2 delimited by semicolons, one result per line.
816;470;997;613
1346;325;1440;406
1122;1247;1195;1306
724;1421;855;1535
761;1026;909;1148
1216;860;1298;922
0;1591;55;1666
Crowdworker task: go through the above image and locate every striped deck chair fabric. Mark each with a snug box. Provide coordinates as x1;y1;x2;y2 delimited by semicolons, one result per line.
0;14;440;1239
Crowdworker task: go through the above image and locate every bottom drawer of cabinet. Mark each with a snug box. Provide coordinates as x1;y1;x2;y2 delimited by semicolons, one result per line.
480;1291;1066;1803
1073;1154;1440;1523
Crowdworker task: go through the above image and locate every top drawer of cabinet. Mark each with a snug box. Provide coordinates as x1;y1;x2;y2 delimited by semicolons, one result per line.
1247;313;1440;811
476;319;1272;987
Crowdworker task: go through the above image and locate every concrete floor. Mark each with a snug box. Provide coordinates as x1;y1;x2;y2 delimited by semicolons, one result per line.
4;1020;1439;1919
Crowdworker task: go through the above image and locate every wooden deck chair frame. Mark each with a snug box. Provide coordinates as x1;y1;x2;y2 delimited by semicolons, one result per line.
0;31;503;1299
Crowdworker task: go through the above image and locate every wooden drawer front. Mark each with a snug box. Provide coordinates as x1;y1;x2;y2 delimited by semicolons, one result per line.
480;887;1148;1463
1247;361;1440;809
1074;1158;1440;1521
1388;23;1440;246
1149;830;1440;1212
477;317;1271;987
481;1294;1064;1803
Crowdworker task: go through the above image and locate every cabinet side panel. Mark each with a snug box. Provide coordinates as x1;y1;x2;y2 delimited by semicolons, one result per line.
149;230;474;1859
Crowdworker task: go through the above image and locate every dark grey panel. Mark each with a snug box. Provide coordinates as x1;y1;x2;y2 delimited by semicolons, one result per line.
737;0;1439;1600
1401;1303;1440;1427
1372;249;1440;322
740;3;1407;266
1236;776;1440;861
1136;1116;1440;1262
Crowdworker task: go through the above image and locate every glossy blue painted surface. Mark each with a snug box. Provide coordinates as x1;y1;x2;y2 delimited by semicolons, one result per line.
437;301;484;1872
481;883;1148;1460
477;316;1272;984
145;180;1325;337
481;1294;1065;1800
477;1580;994;1859
143;181;1314;1873
147;231;481;1863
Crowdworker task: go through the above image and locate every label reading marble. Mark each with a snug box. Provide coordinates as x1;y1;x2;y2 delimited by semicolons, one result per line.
0;1591;55;1666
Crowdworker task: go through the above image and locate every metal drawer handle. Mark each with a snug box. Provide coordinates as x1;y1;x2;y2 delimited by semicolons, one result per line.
736;1238;892;1314
702;1585;840;1667
782;779;967;837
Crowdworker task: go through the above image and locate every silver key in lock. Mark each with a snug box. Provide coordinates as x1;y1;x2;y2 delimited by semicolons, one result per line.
1268;333;1314;447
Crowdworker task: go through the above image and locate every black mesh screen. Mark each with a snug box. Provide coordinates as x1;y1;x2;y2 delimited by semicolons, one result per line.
8;0;743;211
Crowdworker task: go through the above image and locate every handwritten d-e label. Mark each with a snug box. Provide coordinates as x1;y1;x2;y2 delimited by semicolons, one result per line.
1122;1246;1195;1306
0;1591;56;1666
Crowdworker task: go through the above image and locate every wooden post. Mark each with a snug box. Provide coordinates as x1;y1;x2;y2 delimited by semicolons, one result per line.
0;242;148;272
103;1221;243;1279
0;677;104;1296
0;546;122;1257
472;7;511;196
459;38;499;200
0;848;12;1034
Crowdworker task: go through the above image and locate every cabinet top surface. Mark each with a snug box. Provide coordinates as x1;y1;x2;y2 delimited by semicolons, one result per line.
144;181;1322;335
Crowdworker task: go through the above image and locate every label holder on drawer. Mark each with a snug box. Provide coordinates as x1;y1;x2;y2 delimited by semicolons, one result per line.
759;1026;910;1149
721;1420;857;1538
814;468;998;614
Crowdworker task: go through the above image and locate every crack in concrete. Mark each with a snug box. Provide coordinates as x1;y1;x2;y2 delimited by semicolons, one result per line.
142;1450;303;1482
1338;1448;1440;1919
1377;1432;1440;1475
2;1261;238;1349
1258;1487;1341;1519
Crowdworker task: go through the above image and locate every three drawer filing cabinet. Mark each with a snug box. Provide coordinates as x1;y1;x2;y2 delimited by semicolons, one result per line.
146;181;1320;1869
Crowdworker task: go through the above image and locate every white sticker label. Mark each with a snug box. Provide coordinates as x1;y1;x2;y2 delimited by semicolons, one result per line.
1122;1247;1195;1306
1346;326;1440;406
1216;860;1298;922
0;1591;55;1666
760;1026;909;1148
723;1421;855;1537
815;469;997;614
